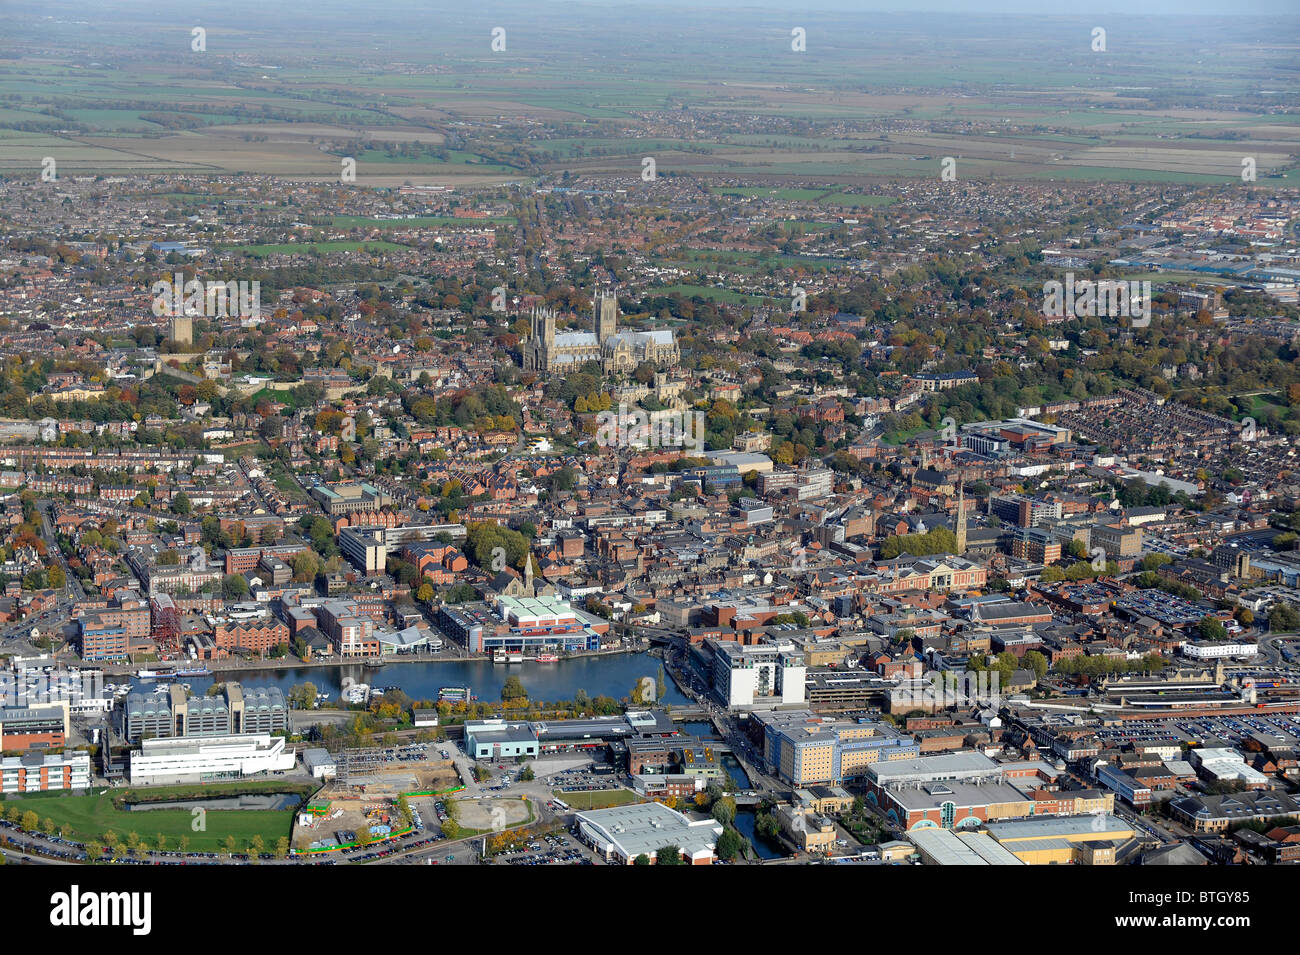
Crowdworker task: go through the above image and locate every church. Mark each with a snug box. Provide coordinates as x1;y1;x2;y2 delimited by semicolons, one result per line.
521;292;679;375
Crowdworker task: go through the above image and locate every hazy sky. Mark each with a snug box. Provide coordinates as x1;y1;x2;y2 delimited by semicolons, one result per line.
582;0;1298;12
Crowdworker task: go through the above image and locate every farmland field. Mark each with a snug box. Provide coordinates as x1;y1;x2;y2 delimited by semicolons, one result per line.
0;3;1292;187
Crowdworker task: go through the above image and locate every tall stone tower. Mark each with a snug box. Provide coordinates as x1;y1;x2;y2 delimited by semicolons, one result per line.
526;307;556;373
595;293;617;343
169;313;193;347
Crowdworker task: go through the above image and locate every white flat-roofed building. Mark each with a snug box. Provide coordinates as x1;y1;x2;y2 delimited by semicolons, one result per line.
1182;640;1257;660
1188;747;1271;787
575;802;724;865
864;751;1003;789
128;732;295;785
497;595;579;629
302;747;337;780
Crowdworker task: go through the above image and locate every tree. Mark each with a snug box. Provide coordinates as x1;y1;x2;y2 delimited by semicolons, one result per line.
222;573;250;599
716;826;746;861
171;491;192;516
518;763;535;782
711;796;737;826
396;794;414;827
1269;602;1300;632
291;549;324;583
1141;553;1173;572
288;682;319;709
500;675;528;702
1023;650;1048;681
630;678;653;705
654;844;685;865
633;853;651;865
1197;616;1228;642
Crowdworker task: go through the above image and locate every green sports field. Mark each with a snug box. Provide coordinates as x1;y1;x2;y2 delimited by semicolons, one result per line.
4;781;311;853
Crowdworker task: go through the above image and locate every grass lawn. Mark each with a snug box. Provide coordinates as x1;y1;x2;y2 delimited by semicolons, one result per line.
219;441;266;460
552;788;643;810
655;284;770;305
4;781;306;853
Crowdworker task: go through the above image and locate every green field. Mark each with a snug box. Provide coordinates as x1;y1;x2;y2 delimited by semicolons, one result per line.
218;441;268;460
553;789;643;810
5;780;311;853
655;284;771;305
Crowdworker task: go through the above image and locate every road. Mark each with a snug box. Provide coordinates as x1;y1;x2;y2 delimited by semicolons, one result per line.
38;499;86;602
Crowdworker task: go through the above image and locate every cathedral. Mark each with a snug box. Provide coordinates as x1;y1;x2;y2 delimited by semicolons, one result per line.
521;293;679;375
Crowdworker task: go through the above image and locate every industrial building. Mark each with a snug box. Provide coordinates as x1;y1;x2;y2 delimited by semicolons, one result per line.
463;720;541;760
907;827;1026;865
984;814;1136;864
574;802;724;865
465;711;676;761
303;748;337;780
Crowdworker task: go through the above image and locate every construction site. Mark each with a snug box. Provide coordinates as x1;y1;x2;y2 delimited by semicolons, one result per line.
292;744;465;853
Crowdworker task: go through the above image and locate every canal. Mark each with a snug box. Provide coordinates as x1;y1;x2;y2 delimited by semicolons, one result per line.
733;810;786;860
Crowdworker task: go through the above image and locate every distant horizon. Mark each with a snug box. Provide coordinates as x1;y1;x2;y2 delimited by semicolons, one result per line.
65;0;1300;16
570;0;1300;11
